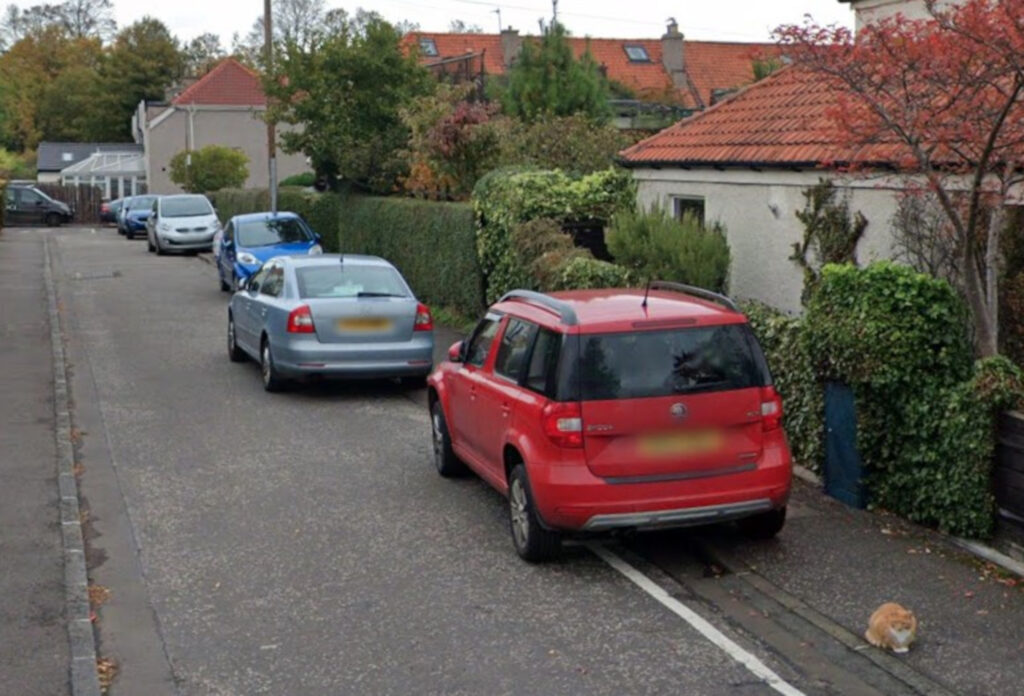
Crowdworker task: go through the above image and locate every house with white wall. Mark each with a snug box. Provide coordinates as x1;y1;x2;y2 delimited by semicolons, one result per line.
617;0;970;314
618;64;909;314
132;58;306;194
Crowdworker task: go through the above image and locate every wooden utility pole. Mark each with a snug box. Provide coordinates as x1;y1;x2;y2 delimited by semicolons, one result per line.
264;0;277;214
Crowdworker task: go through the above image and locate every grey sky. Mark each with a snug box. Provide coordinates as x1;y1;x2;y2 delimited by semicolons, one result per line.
13;0;854;44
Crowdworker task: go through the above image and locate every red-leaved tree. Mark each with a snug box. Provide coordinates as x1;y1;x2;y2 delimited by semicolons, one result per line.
776;0;1024;355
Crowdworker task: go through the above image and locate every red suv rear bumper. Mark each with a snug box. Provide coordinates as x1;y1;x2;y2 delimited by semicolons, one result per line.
528;441;792;532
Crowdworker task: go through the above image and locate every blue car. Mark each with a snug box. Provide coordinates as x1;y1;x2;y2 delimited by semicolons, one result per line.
217;212;323;292
122;195;159;239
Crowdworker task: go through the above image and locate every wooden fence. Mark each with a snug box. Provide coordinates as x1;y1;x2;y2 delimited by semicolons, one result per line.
36;183;104;224
995;411;1024;525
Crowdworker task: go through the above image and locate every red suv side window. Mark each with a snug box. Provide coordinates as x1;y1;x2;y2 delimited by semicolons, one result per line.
465;316;501;367
523;327;562;397
494;318;538;381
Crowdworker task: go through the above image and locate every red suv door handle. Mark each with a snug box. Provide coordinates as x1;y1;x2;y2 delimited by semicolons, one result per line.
501;402;511;417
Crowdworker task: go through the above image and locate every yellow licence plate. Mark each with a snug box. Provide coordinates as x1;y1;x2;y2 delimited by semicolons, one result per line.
337;318;392;331
638;431;723;457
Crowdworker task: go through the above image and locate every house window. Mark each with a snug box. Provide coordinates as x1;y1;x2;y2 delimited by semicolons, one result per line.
61;152;74;162
419;38;439;57
672;196;706;226
624;45;650;62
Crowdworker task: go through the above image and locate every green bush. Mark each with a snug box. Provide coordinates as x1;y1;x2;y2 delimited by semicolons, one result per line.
607;206;731;292
472;167;635;302
553;256;633;290
742;301;823;472
338;196;484;318
804;262;1007;537
745;262;1019;537
805;262;972;389
880;357;1024;537
280;172;316;187
170;145;249;193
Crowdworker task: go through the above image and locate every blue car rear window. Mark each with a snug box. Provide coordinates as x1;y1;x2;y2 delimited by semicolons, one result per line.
238;218;312;247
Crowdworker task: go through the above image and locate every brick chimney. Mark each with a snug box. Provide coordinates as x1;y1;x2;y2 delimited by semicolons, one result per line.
501;27;523;69
661;18;686;89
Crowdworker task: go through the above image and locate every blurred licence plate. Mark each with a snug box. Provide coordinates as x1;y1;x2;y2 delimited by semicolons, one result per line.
337;317;392;331
638;431;723;457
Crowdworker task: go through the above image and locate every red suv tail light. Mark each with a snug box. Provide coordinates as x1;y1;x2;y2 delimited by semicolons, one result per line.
542;402;583;448
414;302;433;331
760;387;783;432
287;305;315;333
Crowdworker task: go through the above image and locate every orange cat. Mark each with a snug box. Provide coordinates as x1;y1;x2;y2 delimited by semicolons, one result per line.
865;602;918;653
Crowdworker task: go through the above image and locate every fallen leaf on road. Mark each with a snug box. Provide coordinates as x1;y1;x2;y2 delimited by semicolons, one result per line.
964;591;975;598
96;657;118;693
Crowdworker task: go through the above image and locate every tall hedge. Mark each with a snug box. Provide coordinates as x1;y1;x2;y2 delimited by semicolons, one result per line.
747;262;1024;537
338;196;485;318
791;261;1023;537
742;302;823;473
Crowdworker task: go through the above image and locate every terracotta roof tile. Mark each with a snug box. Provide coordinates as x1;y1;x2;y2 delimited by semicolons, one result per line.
172;58;266;107
403;32;776;107
619;65;895;167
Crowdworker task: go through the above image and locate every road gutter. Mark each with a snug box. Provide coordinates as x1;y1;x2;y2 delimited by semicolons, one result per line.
44;236;102;696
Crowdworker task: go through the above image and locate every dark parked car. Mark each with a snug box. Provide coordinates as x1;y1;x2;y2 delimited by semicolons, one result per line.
100;198;124;224
3;184;73;226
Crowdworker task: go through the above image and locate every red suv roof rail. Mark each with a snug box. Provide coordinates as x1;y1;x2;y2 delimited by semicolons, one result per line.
647;280;740;312
499;289;579;326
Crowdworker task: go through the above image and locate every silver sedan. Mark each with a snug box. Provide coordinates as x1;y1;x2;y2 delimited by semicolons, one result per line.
227;255;435;391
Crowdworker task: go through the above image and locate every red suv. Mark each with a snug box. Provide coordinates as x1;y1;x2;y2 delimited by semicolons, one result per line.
427;283;792;562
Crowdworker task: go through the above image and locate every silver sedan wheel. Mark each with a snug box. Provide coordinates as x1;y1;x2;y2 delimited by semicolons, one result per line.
509;477;529;549
261;343;272;386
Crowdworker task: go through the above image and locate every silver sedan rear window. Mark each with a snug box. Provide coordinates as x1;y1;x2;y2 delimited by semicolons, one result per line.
295;266;408;299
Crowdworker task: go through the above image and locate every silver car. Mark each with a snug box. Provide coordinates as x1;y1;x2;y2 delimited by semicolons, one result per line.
147;194;220;254
227;255;435;391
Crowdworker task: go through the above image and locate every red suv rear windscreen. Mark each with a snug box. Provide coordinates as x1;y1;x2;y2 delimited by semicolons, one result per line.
578;324;768;401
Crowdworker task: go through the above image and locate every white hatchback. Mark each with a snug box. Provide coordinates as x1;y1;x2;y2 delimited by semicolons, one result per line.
147;194;220;255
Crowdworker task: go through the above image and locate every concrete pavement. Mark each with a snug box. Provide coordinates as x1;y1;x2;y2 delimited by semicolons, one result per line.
0;229;69;695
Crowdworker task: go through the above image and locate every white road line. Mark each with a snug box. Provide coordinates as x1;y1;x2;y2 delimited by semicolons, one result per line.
588;542;806;696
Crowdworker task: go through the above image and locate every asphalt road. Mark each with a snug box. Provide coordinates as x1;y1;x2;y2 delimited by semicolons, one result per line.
35;225;1020;696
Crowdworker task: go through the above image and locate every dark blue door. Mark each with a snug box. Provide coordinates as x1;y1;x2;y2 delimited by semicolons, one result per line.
824;381;866;508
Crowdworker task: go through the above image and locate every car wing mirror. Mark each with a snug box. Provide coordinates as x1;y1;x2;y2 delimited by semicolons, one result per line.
447;341;464;363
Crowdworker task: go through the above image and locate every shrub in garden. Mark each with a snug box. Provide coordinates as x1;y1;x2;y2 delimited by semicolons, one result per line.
472;167;635;302
606;206;730;292
552;256;633;291
170;145;249;193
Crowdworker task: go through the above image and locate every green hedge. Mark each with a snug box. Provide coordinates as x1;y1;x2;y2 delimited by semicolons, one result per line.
742;302;823;473
338;196;485;318
753;261;1023;538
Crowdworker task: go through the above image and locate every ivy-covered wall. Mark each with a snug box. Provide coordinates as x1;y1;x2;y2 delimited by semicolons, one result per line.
747;261;1024;538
